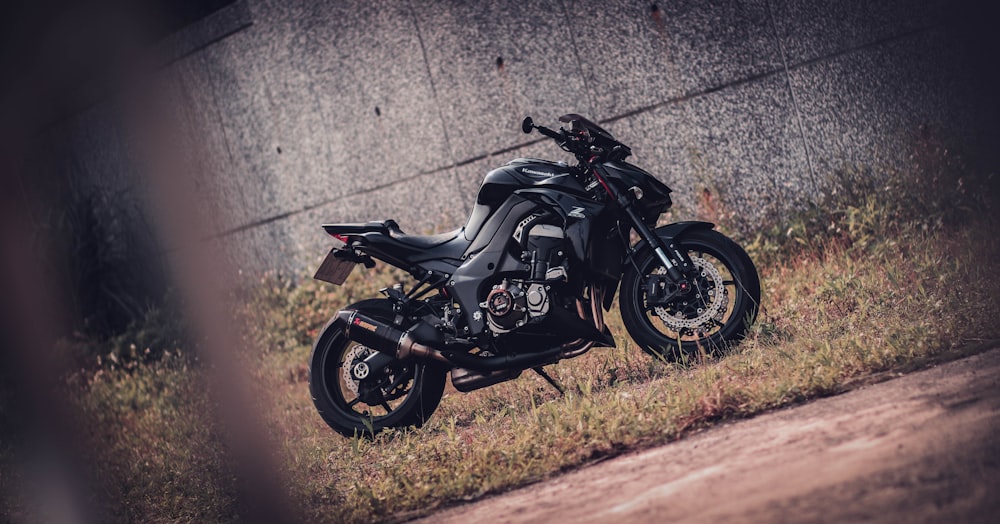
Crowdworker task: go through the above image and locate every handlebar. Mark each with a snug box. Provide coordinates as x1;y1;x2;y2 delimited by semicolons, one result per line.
536;125;562;141
521;115;631;163
522;115;577;150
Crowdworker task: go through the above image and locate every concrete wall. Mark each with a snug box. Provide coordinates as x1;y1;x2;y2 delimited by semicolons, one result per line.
50;0;994;275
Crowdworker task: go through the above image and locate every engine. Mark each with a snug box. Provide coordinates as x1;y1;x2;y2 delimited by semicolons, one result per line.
481;223;568;334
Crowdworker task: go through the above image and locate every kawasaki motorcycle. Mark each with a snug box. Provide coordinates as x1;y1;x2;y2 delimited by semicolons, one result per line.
309;114;760;437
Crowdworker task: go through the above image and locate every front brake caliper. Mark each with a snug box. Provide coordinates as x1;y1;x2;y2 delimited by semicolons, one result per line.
645;273;681;306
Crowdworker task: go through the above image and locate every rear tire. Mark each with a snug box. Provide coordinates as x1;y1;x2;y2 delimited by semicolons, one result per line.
309;299;447;438
620;229;760;361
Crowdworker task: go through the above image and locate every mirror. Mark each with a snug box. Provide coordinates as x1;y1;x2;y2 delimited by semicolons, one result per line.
521;116;534;134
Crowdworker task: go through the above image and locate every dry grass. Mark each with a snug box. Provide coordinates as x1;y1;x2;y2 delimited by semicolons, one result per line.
253;222;999;523
41;163;1000;522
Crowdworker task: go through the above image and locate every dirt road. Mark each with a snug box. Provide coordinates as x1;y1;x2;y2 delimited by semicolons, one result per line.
419;348;1000;523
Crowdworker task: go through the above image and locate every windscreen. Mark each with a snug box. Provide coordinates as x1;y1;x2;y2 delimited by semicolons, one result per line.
558;113;617;142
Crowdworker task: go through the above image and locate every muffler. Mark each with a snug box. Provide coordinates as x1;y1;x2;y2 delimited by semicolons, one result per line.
336;310;446;362
336;309;588;373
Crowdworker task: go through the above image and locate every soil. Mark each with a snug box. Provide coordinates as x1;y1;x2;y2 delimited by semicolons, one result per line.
418;348;1000;523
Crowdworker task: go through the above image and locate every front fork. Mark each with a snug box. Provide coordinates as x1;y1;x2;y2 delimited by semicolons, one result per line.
588;162;694;294
616;195;694;283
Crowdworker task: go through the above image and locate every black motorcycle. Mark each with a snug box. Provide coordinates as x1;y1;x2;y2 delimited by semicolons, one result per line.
309;114;760;437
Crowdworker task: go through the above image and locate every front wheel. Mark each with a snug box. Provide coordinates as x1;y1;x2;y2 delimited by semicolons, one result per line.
620;228;761;361
309;299;447;438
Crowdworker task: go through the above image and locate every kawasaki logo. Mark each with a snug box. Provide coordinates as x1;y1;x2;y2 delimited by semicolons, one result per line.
521;168;552;176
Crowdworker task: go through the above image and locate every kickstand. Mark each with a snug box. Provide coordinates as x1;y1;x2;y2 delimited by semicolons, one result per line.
532;366;565;396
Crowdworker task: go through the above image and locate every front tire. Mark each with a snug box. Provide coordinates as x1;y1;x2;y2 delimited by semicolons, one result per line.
620;229;760;361
309;299;447;438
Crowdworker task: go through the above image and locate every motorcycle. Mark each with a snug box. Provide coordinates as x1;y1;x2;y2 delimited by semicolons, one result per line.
309;114;760;437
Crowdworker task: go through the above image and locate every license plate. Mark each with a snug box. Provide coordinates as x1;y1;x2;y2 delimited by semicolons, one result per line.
314;248;356;285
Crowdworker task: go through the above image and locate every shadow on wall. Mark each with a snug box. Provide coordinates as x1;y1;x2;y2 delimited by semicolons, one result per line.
39;179;169;340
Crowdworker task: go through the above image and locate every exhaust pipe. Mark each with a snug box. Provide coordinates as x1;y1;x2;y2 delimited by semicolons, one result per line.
336;310;447;363
336;309;571;372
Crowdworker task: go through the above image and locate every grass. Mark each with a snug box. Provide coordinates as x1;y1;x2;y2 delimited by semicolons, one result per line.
255;216;1000;523
66;351;239;521
18;161;1000;522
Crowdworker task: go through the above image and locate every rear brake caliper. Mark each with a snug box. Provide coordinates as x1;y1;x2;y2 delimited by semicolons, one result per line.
343;344;412;405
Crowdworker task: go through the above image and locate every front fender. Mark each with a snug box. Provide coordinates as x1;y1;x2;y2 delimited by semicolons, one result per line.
629;220;715;255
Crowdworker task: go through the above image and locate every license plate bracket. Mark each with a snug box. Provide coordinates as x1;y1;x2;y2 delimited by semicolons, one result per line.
314;248;356;285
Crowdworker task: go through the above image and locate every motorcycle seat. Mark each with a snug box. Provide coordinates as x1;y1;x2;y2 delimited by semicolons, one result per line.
324;220;458;247
387;224;462;249
384;220;471;263
323;219;471;263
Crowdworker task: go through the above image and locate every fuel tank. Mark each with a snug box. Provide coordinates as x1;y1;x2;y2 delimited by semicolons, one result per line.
477;158;585;206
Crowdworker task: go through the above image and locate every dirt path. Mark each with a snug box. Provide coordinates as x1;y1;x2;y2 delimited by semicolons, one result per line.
418;348;1000;523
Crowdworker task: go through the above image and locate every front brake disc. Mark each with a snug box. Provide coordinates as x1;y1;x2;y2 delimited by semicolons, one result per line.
653;255;728;330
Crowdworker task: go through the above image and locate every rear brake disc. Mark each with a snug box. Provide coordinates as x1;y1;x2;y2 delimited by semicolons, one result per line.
341;344;373;396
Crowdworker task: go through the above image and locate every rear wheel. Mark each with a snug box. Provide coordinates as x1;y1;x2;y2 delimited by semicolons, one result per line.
620;229;760;361
309;299;447;438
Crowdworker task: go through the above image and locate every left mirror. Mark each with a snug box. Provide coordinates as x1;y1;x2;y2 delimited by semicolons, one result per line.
521;116;534;134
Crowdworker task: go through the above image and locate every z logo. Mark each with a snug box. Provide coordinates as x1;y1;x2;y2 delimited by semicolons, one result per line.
568;206;586;219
